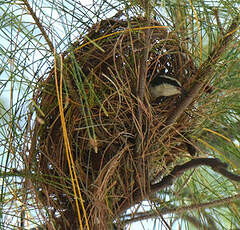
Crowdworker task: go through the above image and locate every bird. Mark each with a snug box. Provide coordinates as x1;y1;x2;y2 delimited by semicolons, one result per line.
149;75;185;98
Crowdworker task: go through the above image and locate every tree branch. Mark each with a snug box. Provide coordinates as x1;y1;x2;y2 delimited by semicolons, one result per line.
135;16;153;195
117;157;240;216
151;158;240;193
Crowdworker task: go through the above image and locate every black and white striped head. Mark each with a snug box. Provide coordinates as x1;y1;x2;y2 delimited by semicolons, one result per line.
149;75;184;98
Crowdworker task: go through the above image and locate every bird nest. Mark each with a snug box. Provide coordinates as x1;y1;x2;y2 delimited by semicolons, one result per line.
31;16;197;229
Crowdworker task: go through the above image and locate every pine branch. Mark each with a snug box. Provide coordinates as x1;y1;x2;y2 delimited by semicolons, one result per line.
165;16;240;126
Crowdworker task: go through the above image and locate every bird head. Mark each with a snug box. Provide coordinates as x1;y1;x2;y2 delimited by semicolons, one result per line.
149;75;185;98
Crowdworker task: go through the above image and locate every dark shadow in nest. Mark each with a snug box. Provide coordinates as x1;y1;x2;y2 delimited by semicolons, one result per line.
30;16;196;229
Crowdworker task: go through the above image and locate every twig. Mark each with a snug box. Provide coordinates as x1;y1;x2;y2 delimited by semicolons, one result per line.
22;0;54;53
213;8;224;35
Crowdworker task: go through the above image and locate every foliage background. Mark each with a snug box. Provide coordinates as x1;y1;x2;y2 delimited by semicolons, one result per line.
0;0;239;229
